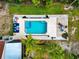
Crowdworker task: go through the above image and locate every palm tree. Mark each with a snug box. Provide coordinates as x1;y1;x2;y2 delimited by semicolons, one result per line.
21;35;39;59
21;35;69;59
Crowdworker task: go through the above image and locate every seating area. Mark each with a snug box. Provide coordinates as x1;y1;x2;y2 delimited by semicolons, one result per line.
13;23;19;33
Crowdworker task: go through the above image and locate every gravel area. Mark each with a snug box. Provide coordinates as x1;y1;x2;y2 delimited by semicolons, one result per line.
0;3;11;35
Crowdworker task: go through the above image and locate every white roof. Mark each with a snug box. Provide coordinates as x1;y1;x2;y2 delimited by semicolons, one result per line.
4;43;22;59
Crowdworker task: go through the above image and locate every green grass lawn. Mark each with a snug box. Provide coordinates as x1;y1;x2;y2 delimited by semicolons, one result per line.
68;9;79;41
75;20;79;40
9;3;64;14
71;9;79;40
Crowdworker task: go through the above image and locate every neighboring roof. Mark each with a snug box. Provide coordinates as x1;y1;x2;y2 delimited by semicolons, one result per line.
0;41;5;59
4;43;22;59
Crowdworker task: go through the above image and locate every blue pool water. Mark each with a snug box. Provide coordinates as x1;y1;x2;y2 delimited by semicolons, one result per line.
25;21;47;34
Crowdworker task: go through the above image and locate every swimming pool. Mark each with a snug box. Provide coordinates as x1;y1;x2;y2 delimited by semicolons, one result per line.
25;21;47;34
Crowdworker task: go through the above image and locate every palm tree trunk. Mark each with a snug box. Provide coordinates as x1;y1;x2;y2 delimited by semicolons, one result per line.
40;0;46;7
23;0;32;5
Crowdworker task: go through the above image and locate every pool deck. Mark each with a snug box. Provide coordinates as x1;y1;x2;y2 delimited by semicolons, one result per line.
13;15;68;40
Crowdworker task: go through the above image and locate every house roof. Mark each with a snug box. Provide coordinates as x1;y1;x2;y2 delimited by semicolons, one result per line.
4;42;22;59
0;41;5;59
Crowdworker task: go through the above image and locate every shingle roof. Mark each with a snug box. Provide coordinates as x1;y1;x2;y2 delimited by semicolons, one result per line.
0;41;5;59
